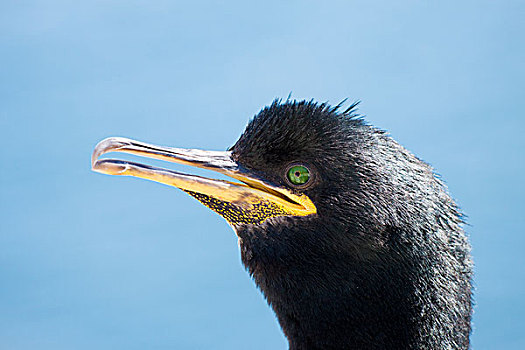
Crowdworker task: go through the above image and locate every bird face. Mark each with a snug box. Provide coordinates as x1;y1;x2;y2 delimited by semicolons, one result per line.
91;102;352;228
92;101;370;236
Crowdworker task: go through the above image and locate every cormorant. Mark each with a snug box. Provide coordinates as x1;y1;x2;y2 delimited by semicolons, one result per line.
92;100;472;349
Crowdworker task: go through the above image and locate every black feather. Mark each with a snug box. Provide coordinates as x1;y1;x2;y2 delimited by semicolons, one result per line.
230;99;472;349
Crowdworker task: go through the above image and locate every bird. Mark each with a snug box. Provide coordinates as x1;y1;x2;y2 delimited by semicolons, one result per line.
92;100;473;349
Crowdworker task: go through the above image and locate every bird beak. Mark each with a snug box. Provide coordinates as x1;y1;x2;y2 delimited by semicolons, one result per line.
91;137;316;225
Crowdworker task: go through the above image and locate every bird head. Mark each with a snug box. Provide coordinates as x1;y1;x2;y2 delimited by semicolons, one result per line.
91;99;472;348
91;100;397;264
92;100;369;230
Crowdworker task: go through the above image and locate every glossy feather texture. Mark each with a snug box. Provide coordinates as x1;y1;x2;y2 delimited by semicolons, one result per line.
230;100;472;349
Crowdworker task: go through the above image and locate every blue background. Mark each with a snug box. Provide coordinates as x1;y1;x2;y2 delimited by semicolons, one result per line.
1;1;523;349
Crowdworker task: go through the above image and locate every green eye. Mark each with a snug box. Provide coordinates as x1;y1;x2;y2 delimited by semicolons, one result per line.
286;165;310;186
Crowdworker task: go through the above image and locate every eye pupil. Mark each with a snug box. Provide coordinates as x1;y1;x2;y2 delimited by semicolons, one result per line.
287;165;310;186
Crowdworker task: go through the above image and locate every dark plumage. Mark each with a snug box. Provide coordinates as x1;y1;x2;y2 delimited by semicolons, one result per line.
92;99;473;349
231;101;472;349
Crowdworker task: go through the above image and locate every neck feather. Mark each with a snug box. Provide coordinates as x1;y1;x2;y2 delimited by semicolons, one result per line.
236;222;471;349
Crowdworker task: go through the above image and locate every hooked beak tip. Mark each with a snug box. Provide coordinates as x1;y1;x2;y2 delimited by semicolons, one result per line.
91;137;131;169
